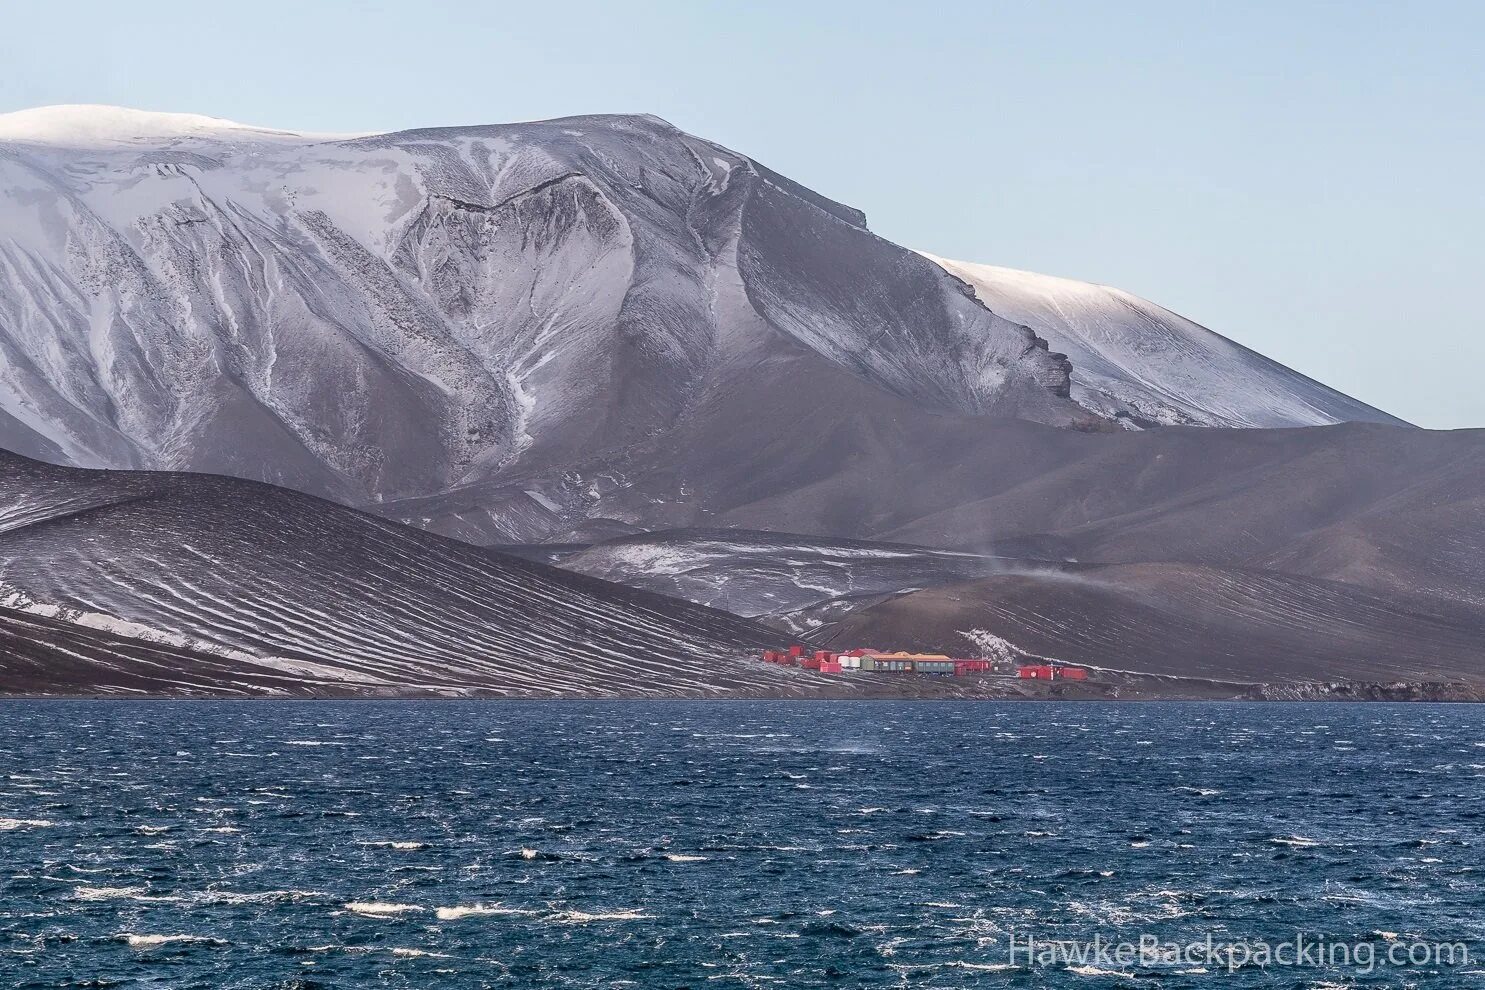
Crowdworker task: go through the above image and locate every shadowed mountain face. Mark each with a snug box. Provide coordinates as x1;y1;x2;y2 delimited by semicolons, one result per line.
0;107;1399;547
0;452;829;698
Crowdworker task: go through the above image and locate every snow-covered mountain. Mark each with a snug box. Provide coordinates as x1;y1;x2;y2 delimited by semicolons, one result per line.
922;255;1407;429
0;105;1401;543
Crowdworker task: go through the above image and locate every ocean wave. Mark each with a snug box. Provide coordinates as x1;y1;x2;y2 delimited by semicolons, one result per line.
949;962;1017;971
118;933;224;948
345;901;425;917
1066;964;1129;977
1269;835;1322;848
0;818;54;830
202;888;323;905
74;886;179;903
436;903;541;920
546;908;650;923
362;841;428;850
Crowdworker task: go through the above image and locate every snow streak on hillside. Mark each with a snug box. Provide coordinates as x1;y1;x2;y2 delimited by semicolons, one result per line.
551;529;1004;623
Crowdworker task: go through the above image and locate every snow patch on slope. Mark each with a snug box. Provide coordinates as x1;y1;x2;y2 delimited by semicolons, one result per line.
921;253;1407;429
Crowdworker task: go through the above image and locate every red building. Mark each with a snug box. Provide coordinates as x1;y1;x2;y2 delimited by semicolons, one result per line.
1017;664;1091;681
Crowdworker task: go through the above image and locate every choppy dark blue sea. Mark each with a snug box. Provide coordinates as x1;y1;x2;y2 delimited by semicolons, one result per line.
1;701;1482;988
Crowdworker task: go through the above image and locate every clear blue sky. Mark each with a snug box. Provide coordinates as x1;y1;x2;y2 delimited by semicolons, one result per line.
4;0;1481;427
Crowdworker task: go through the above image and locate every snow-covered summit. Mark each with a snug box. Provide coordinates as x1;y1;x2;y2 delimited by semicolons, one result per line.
0;104;364;148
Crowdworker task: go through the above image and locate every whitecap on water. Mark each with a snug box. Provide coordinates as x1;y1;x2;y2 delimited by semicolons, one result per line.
661;853;708;862
362;841;427;850
0;818;54;830
436;903;540;920
200;888;323;906
119;933;223;948
74;886;179;903
345;902;425;917
547;908;650;923
1066;964;1129;977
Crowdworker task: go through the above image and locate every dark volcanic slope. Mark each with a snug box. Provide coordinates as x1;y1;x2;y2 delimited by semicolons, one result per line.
823;563;1485;685
547;421;1481;682
0;607;326;697
0;452;819;697
877;422;1485;583
585;417;1484;597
